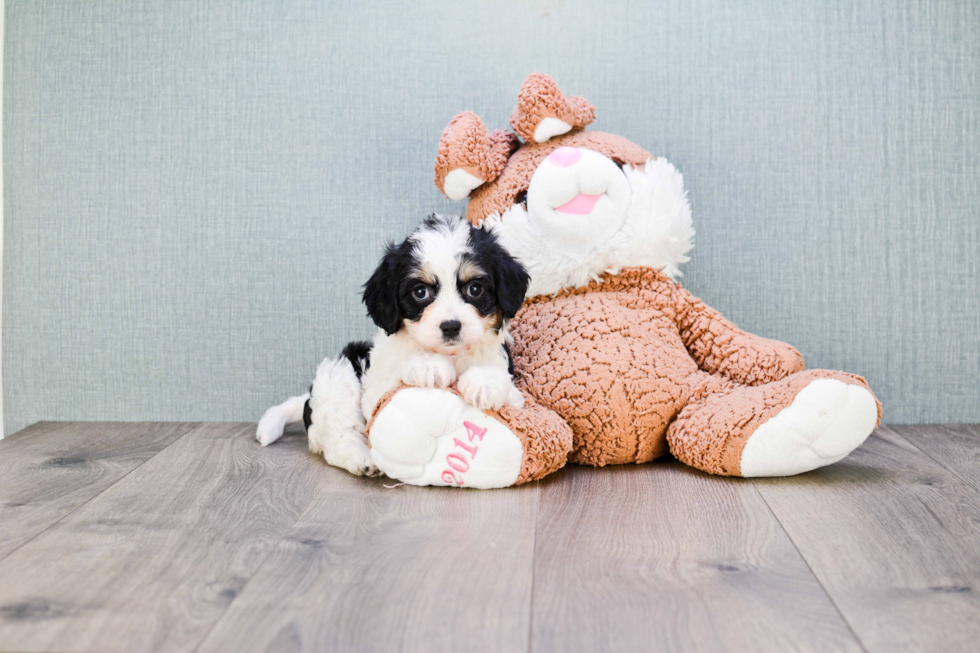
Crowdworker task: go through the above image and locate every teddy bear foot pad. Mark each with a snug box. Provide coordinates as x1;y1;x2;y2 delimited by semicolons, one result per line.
370;388;524;488
739;379;879;477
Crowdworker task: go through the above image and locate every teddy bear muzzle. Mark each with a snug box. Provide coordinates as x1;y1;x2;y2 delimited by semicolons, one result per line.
524;146;632;251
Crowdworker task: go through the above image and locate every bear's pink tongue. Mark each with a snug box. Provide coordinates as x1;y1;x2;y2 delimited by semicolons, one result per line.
554;193;602;215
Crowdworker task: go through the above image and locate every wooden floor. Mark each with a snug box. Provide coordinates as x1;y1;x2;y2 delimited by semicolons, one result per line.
0;423;978;652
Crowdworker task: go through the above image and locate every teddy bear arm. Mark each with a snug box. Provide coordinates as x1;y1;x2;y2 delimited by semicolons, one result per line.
366;385;573;488
672;285;805;386
494;393;575;484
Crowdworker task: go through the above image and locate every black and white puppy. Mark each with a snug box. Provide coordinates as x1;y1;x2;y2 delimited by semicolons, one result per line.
256;214;530;476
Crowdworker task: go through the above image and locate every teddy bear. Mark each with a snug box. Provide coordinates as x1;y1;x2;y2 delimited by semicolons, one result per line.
366;73;881;489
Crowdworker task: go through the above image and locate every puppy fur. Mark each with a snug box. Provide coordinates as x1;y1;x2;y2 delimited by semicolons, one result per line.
256;214;530;476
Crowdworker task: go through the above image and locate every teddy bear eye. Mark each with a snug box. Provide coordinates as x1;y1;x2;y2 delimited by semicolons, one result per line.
515;190;528;208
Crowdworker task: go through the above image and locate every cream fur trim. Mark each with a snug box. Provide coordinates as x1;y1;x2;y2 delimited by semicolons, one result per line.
483;157;694;297
443;168;485;201
533;117;573;143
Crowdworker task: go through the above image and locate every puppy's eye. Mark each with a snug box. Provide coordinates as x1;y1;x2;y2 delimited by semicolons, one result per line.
412;285;430;301
465;282;484;298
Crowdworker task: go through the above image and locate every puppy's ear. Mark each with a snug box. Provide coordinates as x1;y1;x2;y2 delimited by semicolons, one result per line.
362;244;404;335
492;250;531;320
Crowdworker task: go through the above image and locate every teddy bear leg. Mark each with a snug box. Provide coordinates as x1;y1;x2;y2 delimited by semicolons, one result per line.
368;387;573;488
667;370;881;477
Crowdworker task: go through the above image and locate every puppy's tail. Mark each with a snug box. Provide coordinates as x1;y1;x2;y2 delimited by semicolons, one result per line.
256;393;309;446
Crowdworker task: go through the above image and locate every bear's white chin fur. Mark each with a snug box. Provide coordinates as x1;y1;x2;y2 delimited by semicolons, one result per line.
482;157;694;298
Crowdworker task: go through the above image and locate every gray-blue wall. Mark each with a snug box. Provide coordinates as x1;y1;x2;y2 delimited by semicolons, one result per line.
4;0;979;435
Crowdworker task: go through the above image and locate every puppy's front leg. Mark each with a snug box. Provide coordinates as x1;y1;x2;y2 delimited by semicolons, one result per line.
458;366;525;411
314;428;382;477
400;353;457;389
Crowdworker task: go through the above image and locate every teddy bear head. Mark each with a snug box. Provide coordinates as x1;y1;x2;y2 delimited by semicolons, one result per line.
434;73;694;296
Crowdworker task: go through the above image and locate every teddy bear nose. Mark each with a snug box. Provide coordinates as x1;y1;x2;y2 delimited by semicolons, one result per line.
548;147;582;168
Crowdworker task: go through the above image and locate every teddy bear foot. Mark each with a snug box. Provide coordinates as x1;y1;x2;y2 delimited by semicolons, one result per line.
369;388;524;488
739;379;879;477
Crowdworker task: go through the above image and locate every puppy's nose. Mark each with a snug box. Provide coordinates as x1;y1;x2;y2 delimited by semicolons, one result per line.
440;320;462;339
549;146;581;167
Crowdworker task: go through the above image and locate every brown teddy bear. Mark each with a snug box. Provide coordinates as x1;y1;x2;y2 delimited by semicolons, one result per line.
366;73;880;489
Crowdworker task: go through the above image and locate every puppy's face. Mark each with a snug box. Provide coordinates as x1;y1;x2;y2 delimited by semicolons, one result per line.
363;214;530;355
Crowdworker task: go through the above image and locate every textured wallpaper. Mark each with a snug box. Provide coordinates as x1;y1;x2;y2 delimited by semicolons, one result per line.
3;0;979;435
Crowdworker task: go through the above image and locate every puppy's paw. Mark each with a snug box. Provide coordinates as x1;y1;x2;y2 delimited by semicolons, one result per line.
401;354;457;389
459;366;520;411
324;437;382;477
255;423;279;447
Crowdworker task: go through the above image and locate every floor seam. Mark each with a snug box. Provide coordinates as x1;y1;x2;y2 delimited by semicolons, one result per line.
752;484;870;653
526;481;540;653
0;422;201;567
190;444;333;652
881;425;980;494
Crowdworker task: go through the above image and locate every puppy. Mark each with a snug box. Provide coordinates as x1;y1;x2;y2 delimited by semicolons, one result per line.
256;214;530;476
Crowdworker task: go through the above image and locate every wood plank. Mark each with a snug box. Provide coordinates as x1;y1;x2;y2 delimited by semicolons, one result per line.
196;471;538;653
530;463;861;653
0;421;195;561
887;424;980;492
755;429;980;652
0;423;333;653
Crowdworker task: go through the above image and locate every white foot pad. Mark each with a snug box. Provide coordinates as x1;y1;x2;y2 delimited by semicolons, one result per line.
369;388;524;489
739;379;878;477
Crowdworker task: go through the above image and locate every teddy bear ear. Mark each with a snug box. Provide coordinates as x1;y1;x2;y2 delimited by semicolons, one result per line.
510;73;596;144
434;112;519;201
